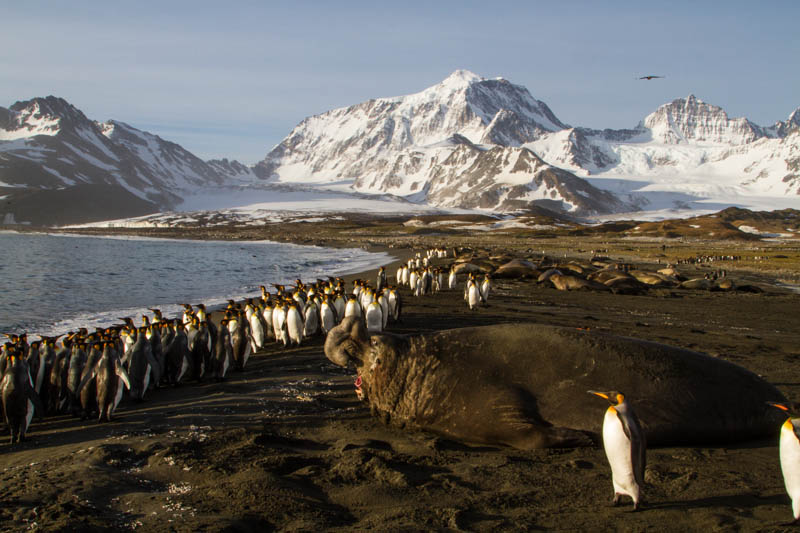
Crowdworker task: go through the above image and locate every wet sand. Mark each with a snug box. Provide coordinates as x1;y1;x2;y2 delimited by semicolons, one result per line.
2;239;800;532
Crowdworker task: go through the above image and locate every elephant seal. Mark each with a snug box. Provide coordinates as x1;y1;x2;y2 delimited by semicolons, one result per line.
493;259;541;279
324;317;784;449
549;273;611;292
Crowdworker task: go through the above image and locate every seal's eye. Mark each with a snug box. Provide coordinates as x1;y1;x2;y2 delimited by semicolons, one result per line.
369;355;381;371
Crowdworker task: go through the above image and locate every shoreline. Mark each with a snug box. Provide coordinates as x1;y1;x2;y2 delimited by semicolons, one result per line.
0;233;400;339
1;228;799;530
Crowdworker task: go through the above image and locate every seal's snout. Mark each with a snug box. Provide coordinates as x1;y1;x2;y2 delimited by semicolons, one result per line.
324;317;370;367
324;325;352;367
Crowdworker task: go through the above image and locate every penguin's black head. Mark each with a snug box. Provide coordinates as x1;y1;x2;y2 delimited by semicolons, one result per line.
588;390;626;406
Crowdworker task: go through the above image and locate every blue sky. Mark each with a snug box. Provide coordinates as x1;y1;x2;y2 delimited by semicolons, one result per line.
2;1;798;163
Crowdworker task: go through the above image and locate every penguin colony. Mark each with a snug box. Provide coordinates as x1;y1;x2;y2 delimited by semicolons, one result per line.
395;249;492;310
0;246;480;444
2;244;798;521
0;273;411;443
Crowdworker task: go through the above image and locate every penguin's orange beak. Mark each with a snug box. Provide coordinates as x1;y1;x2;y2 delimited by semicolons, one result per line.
588;390;609;400
769;402;790;412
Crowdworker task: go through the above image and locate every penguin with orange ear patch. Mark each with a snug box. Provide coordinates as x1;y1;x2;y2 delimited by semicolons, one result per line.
1;349;43;443
589;390;646;510
769;402;800;524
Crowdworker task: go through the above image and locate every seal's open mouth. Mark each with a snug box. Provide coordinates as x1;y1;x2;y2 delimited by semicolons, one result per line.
355;375;364;400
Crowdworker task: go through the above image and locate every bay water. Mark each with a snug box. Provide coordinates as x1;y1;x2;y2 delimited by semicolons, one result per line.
0;231;391;339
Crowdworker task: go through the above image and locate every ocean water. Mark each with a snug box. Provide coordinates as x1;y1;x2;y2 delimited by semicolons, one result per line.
0;231;391;338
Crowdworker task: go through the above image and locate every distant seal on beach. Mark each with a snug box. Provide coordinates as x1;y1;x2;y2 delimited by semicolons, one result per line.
493;259;541;279
324;317;785;449
548;273;610;292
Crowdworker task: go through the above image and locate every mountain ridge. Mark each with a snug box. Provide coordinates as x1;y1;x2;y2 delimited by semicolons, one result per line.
2;72;798;226
0;96;257;224
254;70;627;215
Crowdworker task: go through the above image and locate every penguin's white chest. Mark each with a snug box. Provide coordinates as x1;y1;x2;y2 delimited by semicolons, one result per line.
365;303;383;332
468;284;480;309
287;309;304;340
780;421;800;517
602;408;637;495
345;300;361;318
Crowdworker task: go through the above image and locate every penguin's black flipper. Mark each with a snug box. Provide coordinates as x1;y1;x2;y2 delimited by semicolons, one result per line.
27;388;45;421
115;364;132;391
76;366;98;396
144;349;161;386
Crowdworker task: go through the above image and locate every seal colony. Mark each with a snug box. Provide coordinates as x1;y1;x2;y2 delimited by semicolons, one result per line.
1;240;800;530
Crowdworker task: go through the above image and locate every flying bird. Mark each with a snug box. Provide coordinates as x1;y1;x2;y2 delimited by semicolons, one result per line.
638;75;665;80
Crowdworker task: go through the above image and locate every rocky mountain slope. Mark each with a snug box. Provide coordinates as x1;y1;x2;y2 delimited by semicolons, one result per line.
526;95;800;199
3;72;797;226
254;70;627;215
257;72;799;216
0;96;256;224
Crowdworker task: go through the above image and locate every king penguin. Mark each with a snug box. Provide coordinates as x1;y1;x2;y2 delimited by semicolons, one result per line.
273;299;288;346
376;266;387;292
448;267;457;290
480;273;491;304
164;320;191;385
332;292;346;324
770;402;800;524
78;341;131;422
228;310;252;370
387;287;402;323
320;295;338;334
303;298;320;338
210;318;232;381
589;390;646;511
285;302;304;346
466;275;480;310
1;349;43;443
261;298;275;340
344;295;362;319
365;300;383;333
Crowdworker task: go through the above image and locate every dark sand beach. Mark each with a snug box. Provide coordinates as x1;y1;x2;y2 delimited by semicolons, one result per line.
2;223;800;532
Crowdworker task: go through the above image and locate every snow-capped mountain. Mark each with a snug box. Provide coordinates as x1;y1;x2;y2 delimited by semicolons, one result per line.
0;96;256;223
257;72;799;216
526;95;800;203
3;72;798;226
253;70;623;215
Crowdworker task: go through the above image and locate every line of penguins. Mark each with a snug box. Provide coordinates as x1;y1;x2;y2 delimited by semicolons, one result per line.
0;270;417;446
0;245;481;446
